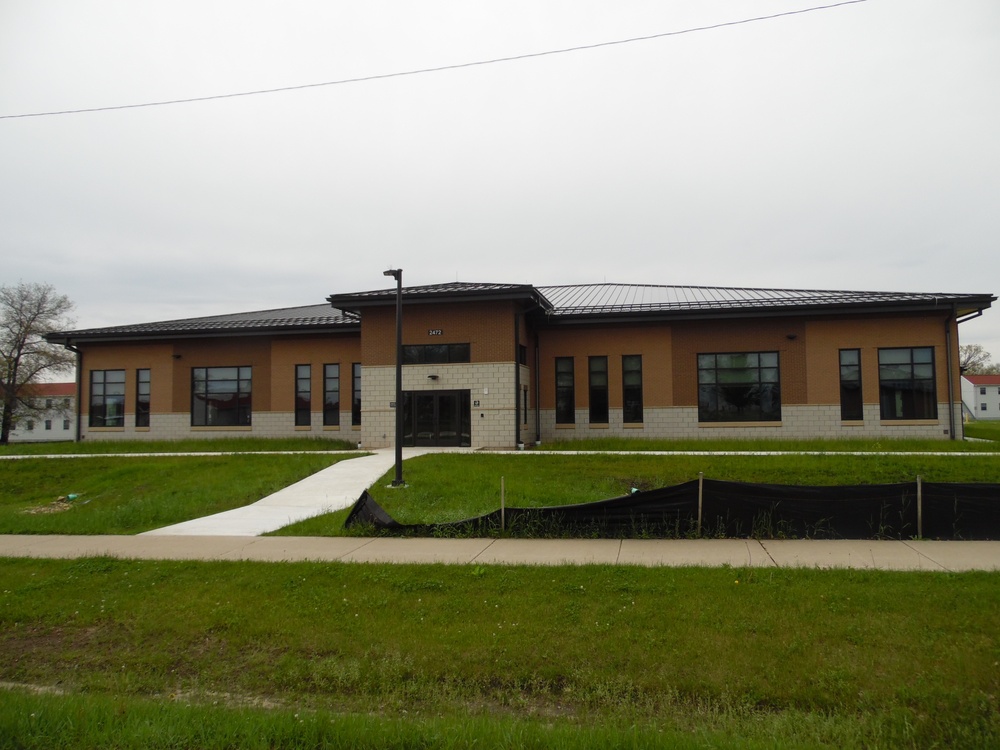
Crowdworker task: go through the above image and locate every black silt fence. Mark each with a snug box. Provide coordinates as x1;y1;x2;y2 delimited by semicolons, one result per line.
343;479;1000;540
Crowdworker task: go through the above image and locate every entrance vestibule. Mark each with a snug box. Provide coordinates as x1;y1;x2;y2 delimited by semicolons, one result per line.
402;389;471;447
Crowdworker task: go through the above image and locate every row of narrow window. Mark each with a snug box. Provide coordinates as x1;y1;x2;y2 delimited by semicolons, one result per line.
88;365;363;428
556;347;937;424
17;419;71;431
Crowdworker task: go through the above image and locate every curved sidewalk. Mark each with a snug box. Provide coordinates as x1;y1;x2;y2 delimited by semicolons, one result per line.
1;535;999;571
141;448;434;536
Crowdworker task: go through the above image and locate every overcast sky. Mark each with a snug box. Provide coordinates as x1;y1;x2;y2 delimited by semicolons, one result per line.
3;1;999;351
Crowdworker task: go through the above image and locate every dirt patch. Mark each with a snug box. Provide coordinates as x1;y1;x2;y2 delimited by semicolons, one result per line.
21;497;77;515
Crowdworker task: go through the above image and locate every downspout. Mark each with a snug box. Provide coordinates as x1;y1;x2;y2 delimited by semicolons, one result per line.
945;305;957;440
65;344;83;442
534;333;541;444
514;312;521;448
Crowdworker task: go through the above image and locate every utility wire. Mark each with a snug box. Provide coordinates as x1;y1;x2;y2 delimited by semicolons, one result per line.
1;0;867;120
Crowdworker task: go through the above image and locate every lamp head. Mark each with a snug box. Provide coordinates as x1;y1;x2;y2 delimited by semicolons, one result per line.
383;269;402;281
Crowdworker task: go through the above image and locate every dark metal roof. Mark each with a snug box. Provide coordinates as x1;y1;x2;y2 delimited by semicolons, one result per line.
47;282;995;345
47;304;358;344
535;283;995;322
327;281;548;310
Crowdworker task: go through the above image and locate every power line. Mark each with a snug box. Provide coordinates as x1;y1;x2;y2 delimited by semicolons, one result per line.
0;1;867;120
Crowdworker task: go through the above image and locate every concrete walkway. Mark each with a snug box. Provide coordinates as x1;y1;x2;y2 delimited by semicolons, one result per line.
141;447;441;536
2;535;999;571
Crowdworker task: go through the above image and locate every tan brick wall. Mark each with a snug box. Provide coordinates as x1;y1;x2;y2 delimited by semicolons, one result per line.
362;301;518;366
269;334;361;413
537;324;674;408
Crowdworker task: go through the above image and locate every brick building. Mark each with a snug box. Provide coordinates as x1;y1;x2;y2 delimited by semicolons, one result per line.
46;282;995;447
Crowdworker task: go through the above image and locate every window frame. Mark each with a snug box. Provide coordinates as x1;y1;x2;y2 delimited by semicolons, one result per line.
294;364;312;426
135;368;151;427
351;363;362;426
323;363;341;426
402;343;471;365
878;347;937;420
839;349;863;421
622;355;643;424
555;357;575;424
697;351;781;423
191;366;252;427
588;356;609;424
89;369;126;428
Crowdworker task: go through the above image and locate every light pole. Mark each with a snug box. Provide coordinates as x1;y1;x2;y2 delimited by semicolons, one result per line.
383;268;404;486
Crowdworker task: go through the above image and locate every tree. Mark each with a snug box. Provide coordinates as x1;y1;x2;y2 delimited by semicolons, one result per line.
0;282;75;445
960;344;1000;375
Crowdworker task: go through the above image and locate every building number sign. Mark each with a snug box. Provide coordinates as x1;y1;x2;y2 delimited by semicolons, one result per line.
428;329;443;336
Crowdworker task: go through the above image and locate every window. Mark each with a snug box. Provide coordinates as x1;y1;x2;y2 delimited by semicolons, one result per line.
622;355;643;423
323;364;340;426
294;365;311;426
402;343;470;364
878;347;936;420
982;403;988;411
352;363;362;426
589;356;609;423
192;367;252;426
839;349;863;420
981;387;987;395
26;420;34;431
44;420;52;430
45;399;53;409
63;398;70;409
136;369;150;427
698;352;781;422
89;370;125;427
555;357;575;424
63;419;70;430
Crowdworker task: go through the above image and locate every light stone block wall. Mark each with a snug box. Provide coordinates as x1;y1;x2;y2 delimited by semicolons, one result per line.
539;402;962;443
361;362;520;448
80;410;355;442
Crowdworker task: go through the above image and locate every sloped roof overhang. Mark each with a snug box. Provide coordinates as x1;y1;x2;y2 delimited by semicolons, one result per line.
532;285;996;326
46;304;360;346
326;281;551;313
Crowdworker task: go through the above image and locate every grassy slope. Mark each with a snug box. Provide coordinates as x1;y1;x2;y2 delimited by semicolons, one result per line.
0;454;350;534
1;558;997;748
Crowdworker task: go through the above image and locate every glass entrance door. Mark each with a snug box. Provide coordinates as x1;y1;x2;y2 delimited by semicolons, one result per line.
403;390;471;447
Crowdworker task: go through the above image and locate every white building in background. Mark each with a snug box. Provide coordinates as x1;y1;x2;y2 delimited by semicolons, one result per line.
961;374;1000;421
8;382;76;442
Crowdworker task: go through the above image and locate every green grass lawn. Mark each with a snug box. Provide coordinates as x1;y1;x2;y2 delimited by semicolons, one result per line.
1;558;997;748
0;453;354;534
965;421;1000;441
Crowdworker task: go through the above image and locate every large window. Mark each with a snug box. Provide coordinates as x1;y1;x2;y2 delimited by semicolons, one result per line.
403;343;470;364
295;365;311;426
878;347;936;419
89;369;125;427
697;352;780;422
589;356;609;424
192;367;252;426
555;357;575;424
351;363;362;426
323;364;340;426
839;350;862;421
622;355;643;423
136;369;151;427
